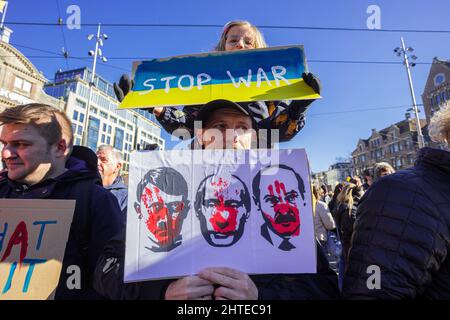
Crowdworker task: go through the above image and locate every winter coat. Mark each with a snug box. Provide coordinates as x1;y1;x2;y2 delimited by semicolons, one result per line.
105;176;128;214
343;147;450;299
94;228;340;300
0;146;124;299
156;100;308;143
314;200;336;242
334;203;357;262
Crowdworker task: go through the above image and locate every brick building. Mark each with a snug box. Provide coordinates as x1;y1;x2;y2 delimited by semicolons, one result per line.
351;117;429;177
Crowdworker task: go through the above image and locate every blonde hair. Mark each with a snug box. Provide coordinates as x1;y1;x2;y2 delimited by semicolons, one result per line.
373;162;395;181
429;101;450;146
214;20;268;51
337;183;357;216
0;103;74;155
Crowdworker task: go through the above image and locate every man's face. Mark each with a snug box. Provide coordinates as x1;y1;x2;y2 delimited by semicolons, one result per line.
97;149;120;183
199;176;249;247
199;108;254;150
258;169;302;237
140;182;187;248
0;123;57;185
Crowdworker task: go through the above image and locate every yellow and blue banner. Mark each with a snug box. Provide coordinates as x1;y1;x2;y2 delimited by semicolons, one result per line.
119;45;321;109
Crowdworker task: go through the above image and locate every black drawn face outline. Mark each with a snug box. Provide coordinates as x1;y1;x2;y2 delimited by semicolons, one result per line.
195;174;251;247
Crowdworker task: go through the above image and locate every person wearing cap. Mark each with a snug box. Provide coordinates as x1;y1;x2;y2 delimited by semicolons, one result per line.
94;98;339;300
114;20;321;145
193;99;258;150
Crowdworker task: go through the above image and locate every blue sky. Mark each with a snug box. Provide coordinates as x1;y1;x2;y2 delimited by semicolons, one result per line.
5;0;450;172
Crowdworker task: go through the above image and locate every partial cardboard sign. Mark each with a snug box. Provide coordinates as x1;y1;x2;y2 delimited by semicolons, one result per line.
0;199;75;300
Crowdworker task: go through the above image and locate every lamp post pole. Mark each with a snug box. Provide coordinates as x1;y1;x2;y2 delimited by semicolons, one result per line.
396;37;425;148
81;23;107;147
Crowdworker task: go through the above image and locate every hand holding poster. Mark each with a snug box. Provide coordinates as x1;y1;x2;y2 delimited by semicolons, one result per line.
125;149;316;282
0;200;75;300
119;45;321;109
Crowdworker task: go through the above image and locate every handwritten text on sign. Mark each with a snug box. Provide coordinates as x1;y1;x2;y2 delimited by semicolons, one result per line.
119;45;321;109
0;200;74;300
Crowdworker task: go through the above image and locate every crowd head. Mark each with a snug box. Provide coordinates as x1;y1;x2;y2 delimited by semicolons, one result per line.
0;103;73;185
429;100;450;148
215;20;267;52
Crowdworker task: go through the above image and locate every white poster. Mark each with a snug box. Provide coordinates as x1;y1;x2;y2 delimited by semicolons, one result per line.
125;149;316;282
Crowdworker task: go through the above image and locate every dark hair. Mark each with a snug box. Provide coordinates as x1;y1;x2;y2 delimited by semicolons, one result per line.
252;164;306;205
363;168;373;177
195;173;251;214
135;167;188;202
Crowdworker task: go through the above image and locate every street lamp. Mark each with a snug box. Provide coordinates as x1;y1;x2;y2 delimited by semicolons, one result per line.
81;23;108;147
394;37;425;148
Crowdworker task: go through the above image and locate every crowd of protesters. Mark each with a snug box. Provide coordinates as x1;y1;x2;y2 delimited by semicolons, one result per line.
0;20;449;300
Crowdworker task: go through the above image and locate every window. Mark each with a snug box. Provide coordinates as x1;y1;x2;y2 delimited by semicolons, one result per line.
127;124;133;131
110;116;117;124
119;120;126;128
101;134;106;144
434;73;446;86
90;106;98;114
114;128;124;151
100;110;108;119
77;126;83;136
103;123;107;132
72;123;77;133
79;113;85;123
73;110;79;121
76;99;86;109
14;76;32;94
108;125;112;134
87;117;100;151
106;136;111;145
75;137;81;145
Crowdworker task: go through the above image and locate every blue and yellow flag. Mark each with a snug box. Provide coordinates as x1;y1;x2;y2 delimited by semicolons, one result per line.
119;45;321;109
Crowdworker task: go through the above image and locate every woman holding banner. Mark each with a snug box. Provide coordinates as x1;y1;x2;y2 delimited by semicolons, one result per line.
113;20;321;145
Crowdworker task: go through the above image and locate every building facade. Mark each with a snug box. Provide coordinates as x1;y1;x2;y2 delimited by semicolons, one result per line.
421;57;450;124
351;117;429;177
312;162;352;189
0;27;64;112
45;67;165;173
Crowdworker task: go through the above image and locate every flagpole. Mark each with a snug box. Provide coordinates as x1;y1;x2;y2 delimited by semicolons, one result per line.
0;1;9;29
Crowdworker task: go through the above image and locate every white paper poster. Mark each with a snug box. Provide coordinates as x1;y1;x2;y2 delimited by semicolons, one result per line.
125;149;316;282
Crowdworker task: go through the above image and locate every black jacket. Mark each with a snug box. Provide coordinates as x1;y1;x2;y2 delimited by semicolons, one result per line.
94;228;339;300
105;176;128;215
156;100;307;143
334;203;357;262
0;146;124;299
343;148;450;299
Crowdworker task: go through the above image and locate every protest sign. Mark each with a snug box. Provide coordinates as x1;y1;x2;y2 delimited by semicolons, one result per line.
125;149;316;282
119;45;320;109
0;199;75;300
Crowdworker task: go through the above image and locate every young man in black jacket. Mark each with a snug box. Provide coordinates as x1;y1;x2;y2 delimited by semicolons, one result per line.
0;103;124;299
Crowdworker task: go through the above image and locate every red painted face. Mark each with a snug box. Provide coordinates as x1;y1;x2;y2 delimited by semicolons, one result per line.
140;183;185;246
208;178;239;234
261;179;301;237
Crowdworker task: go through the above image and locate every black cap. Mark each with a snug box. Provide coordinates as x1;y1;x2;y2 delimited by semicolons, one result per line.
196;99;257;129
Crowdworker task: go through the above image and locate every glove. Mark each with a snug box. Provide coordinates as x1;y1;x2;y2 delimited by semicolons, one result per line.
288;72;322;119
114;74;155;113
113;74;134;102
303;72;321;95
